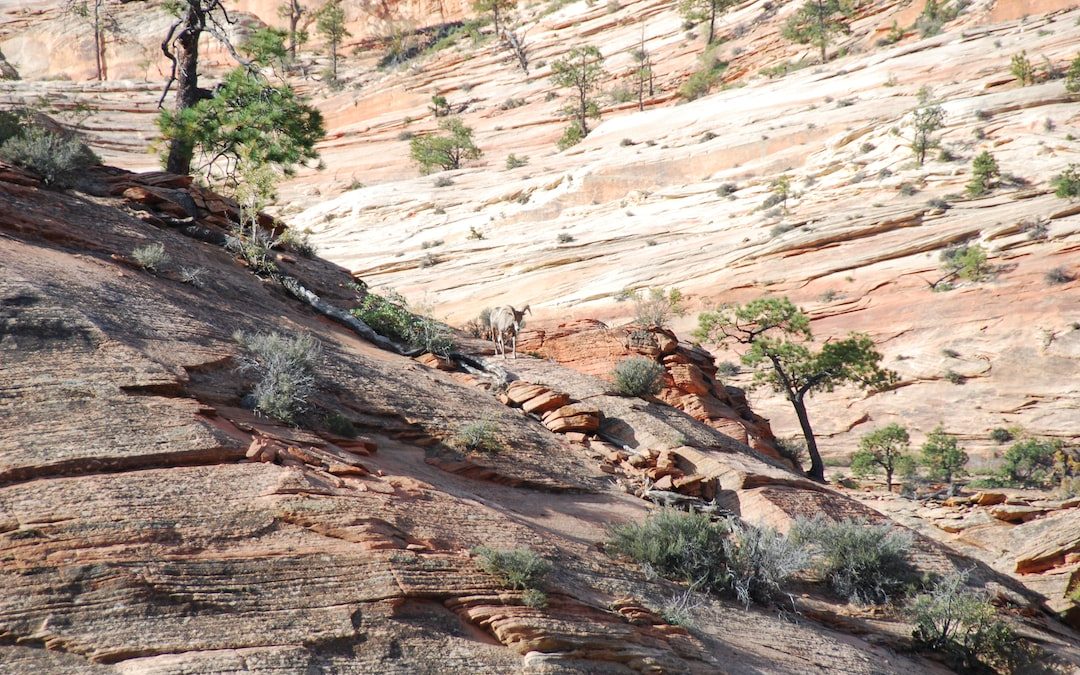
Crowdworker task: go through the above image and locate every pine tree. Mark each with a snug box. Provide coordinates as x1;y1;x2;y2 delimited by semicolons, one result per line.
781;0;852;63
316;0;350;80
550;46;607;148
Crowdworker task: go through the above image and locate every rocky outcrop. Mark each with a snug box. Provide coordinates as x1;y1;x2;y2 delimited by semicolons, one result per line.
518;322;784;460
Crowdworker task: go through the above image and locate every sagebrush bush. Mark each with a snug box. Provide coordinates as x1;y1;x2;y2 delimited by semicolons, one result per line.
473;546;551;590
659;590;700;628
612;357;665;397
631;287;685;327
607;508;730;591
233;330;321;424
454;421;502;453
723;522;809;607
792;516;915;604
0;125;99;186
909;569;1029;673
131;243;169;273
1052;164;1080;199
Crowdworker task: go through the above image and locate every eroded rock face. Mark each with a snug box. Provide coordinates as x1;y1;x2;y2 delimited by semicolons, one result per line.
518;322;784;460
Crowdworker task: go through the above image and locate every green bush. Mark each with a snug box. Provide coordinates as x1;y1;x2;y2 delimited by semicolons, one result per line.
233;330;321;424
505;153;528;169
278;227;317;257
473;546;552;590
909;569;1027;672
941;244;991;282
0;125;99;187
723;522;809;607
792;516;915;605
0;109;28;145
1010;51;1034;86
323;411;357;438
521;588;549;608
409;117;482;173
678;47;727;101
658;590;699;628
1066;53;1080;94
1000;438;1059;487
454;421;502;453
1052;164;1080;198
1046;267;1073;285
965;150;999;197
612;357;665;397
607;508;730;591
920;425;968;487
350;291;453;355
131;243;169;273
989;427;1013;444
850;423;915;492
557;121;585;150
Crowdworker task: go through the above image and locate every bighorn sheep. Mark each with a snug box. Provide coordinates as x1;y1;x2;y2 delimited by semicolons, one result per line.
489;305;530;359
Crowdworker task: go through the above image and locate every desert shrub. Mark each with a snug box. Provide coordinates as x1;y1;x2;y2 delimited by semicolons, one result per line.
454;421;502;453
715;360;739;377
1045;266;1073;284
792;516;915;605
1052;164;1080;198
607;508;730;591
278;227;317;257
1000;438;1059;487
556;232;574;243
920;425;968;488
909;569;1027;673
722;522;809;607
659;590;699;628
1067;53;1080;93
965;150;999;197
850;423;915;492
0;125;99;187
0;109;28;145
944;369;965;385
350;291;453;355
775;436;808;469
521;588;549;608
433;175;454;187
233;330;321;424
473;546;552;590
989;427;1013;444
631;287;685;327
499;97;526;110
179;266;206;288
131;243;169;273
915;0;962;38
716;182;737;198
941;244;991;282
1058;475;1080;499
1010;51;1034;86
323;411;357;438
679;46;727;101
612;357;665;397
505;153;528;169
557;121;585;150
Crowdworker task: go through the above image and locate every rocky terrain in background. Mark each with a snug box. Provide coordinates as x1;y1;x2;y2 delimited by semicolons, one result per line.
1;0;1079;670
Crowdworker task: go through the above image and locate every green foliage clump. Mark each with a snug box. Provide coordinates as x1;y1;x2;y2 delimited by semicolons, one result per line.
350;291;454;355
1051;164;1080;199
965;150;999;197
131;242;170;273
233;330;321;424
241;28;288;68
940;244;991;282
607;508;731;591
505;153;528;169
915;0;963;38
781;0;853;63
920;425;968;488
1010;51;1034;86
631;287;685;327
989;427;1013;444
409;117;482;173
429;94;451;118
678;0;734;44
612;357;666;397
1066;53;1080;93
678;47;727;100
551;45;608;147
454;421;502;453
909;570;1028;673
473;546;551;591
0;124;99;187
157;68;323;193
792;516;915;605
1000;438;1059;487
850;423;916;492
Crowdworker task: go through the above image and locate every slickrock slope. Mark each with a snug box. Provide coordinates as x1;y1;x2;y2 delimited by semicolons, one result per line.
3;163;1079;672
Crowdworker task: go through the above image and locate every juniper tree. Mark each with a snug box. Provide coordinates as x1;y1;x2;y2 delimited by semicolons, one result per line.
409;117;482;173
965;150;998;197
782;0;853;64
551;45;607;149
920;425;968;492
694;297;898;482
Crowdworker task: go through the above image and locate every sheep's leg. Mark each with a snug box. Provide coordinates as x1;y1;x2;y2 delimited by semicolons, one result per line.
512;332;517;360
